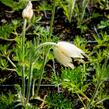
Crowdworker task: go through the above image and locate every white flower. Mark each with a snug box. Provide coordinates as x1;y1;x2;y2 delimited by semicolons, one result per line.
22;1;33;20
53;41;86;68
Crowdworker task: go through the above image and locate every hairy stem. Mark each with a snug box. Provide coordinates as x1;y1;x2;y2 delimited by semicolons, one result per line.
32;79;36;97
81;0;89;22
86;81;103;108
26;63;33;103
69;0;76;22
49;0;56;38
35;49;51;97
21;19;27;105
33;42;56;62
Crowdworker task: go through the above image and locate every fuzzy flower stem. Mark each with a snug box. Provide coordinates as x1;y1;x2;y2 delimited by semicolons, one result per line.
33;42;56;63
69;0;76;22
26;62;33;103
49;0;56;38
35;49;51;97
21;19;27;105
36;42;56;50
32;79;36;97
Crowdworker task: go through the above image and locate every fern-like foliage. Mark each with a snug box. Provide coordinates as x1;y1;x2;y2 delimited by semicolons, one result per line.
0;24;14;38
61;66;86;91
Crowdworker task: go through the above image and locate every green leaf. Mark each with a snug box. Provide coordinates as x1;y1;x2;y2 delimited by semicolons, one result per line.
0;0;28;11
0;59;8;69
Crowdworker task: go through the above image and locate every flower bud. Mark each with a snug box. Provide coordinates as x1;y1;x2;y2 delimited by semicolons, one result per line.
22;1;33;20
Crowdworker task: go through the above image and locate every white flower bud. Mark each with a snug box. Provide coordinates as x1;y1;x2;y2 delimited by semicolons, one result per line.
22;1;33;20
53;41;86;68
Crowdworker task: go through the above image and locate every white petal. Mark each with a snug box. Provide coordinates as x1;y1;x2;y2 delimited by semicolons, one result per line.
53;46;74;68
57;41;85;58
27;1;32;9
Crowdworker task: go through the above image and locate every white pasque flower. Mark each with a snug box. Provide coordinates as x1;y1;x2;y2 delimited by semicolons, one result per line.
22;1;33;20
53;41;86;68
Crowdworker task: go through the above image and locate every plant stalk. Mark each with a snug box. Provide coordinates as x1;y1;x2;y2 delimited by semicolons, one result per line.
86;81;103;109
32;79;36;97
21;19;27;105
81;0;89;22
26;63;33;103
49;0;56;38
69;0;76;22
33;42;56;62
35;49;50;97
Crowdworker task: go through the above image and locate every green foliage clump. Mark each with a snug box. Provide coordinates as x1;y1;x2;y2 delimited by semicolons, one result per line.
0;93;15;109
61;66;86;90
46;93;74;109
0;23;14;38
0;0;28;11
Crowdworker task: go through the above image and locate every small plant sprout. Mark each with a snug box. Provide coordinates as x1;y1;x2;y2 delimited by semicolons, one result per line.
22;1;33;20
53;41;86;68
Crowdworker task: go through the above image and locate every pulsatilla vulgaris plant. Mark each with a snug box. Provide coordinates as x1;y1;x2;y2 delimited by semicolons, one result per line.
0;1;87;108
12;1;87;107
